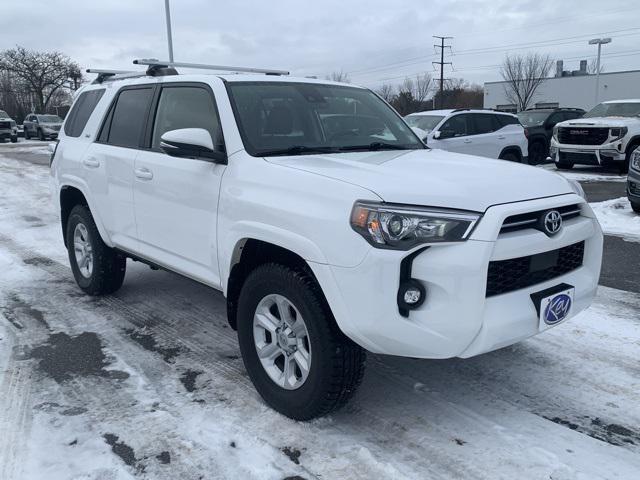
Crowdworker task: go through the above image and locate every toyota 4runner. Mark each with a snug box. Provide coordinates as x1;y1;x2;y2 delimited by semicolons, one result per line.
51;60;603;420
550;99;640;172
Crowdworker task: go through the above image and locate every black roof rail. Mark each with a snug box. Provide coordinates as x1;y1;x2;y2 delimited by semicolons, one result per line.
451;107;500;113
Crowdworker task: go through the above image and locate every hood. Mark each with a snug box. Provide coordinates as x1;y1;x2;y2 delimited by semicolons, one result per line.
267;149;574;212
558;116;639;128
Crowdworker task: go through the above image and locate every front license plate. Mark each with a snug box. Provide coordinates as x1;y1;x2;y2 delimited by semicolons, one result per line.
530;284;575;331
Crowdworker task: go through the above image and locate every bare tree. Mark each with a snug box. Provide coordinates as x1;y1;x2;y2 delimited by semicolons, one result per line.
398;73;432;103
587;58;605;74
0;45;81;113
376;83;395;102
326;70;350;83
500;53;554;111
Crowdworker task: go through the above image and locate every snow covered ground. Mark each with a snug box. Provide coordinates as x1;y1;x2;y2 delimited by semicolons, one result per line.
541;164;628;183
590;197;640;242
1;146;640;479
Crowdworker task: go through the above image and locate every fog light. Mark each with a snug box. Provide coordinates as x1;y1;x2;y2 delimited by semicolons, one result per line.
397;280;426;312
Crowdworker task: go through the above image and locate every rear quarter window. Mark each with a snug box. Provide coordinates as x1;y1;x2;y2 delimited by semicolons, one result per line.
101;87;154;148
64;89;105;137
495;114;520;127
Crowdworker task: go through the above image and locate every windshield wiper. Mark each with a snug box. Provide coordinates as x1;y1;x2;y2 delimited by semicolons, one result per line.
258;145;338;157
337;142;413;152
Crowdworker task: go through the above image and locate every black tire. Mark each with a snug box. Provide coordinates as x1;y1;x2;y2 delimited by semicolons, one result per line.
631;200;640;214
10;135;17;143
528;140;547;165
621;143;640;174
237;263;366;420
500;152;520;162
24;128;29;140
65;205;126;295
556;161;574;170
38;129;45;141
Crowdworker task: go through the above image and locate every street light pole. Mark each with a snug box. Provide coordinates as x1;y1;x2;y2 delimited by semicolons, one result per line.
164;0;174;62
588;37;611;105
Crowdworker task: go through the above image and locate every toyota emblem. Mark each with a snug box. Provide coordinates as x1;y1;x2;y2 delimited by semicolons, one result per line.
543;210;563;236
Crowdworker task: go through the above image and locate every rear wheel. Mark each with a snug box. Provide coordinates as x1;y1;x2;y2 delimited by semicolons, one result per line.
528;140;547;165
66;205;126;295
237;263;366;420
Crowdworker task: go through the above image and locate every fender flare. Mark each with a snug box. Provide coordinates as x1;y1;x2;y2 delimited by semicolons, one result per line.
58;176;113;247
220;221;328;294
499;146;523;160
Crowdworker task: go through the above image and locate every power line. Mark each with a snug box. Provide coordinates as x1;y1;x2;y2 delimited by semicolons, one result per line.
433;36;453;109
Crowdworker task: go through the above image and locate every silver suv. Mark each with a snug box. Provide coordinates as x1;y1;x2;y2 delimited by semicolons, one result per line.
23;113;63;140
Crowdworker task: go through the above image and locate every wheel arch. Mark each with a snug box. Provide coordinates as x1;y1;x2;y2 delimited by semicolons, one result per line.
625;135;640;154
499;145;523;161
59;184;110;248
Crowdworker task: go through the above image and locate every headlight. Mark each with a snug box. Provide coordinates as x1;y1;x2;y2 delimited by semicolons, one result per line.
631;148;640;171
610;127;628;140
552;125;559;142
350;201;480;249
568;179;586;199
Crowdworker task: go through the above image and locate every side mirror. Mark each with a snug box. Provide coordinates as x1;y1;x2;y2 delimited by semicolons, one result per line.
433;130;442;140
436;129;456;139
160;128;226;163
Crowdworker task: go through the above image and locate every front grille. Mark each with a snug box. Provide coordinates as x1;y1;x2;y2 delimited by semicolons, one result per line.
558;127;609;145
0;121;10;129
486;241;584;297
630;182;640;196
500;204;581;234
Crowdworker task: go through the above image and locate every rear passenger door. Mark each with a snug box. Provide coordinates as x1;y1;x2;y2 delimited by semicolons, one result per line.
468;113;502;158
85;85;154;252
133;83;226;287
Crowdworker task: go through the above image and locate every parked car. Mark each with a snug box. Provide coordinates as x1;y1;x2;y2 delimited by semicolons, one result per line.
549;99;640;172
517;107;585;164
52;63;603;420
628;148;640;213
405;109;528;162
16;124;24;138
23;113;64;140
0;109;18;143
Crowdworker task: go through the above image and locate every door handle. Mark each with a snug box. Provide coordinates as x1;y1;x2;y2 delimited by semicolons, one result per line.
463;139;472;143
135;167;154;181
497;135;506;140
83;157;100;168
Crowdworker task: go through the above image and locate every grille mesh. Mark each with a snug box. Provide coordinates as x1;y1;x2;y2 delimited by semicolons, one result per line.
558;127;609;145
486;241;585;297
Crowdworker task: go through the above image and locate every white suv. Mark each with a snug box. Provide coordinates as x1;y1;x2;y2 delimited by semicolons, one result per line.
405;109;528;162
550;99;640;173
51;62;603;420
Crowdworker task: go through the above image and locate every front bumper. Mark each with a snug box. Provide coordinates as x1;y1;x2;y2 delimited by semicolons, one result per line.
550;139;626;165
0;129;16;139
315;194;602;359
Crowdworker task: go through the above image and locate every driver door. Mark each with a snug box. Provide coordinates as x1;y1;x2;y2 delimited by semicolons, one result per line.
432;113;473;154
133;83;226;287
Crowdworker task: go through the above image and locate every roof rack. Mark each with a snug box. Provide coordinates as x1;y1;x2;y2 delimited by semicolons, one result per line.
524;107;585;111
451;108;498;113
87;69;138;84
133;58;289;76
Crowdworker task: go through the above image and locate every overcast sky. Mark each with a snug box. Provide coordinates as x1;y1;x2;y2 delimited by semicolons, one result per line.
2;0;639;90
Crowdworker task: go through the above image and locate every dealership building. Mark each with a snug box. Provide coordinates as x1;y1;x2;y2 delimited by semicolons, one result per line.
483;61;640;113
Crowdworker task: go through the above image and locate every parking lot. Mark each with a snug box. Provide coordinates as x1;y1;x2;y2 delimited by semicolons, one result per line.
1;141;639;479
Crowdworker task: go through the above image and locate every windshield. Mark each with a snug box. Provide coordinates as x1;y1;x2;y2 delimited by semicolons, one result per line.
584;102;640;118
404;115;444;132
38;115;63;123
226;82;424;156
517;111;550;127
0;110;10;118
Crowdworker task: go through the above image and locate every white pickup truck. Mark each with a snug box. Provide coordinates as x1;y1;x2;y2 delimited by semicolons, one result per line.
51;61;603;420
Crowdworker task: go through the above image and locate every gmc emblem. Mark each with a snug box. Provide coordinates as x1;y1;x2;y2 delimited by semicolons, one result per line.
569;129;590;135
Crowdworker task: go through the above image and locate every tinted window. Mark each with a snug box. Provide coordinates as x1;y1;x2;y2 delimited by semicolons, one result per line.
152;86;223;150
440;114;469;136
107;88;153;148
64;89;105;137
496;114;520;127
471;113;500;134
547;113;564;126
563;111;584;121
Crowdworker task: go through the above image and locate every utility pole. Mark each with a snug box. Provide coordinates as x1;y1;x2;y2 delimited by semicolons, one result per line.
164;0;174;62
433;36;453;109
588;37;611;105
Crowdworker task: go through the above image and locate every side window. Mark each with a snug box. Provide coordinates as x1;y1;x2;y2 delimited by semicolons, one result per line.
440;114;469;137
106;87;153;148
495;114;519;127
563;111;583;121
547;113;563;126
151;86;224;150
64;89;105;137
471;113;500;135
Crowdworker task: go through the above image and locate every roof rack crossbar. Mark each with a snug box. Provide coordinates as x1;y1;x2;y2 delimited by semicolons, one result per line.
87;68;140;84
133;59;289;76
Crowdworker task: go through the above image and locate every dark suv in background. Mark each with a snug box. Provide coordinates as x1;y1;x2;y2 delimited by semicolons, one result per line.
518;108;585;164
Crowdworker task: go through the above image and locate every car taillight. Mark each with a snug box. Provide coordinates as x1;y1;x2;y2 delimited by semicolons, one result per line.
524;128;529;139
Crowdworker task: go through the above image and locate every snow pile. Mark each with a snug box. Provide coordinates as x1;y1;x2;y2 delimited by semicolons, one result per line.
590;197;640;241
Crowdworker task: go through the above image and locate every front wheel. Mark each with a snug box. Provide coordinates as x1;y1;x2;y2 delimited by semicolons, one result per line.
528;141;547;165
24;128;29;140
38;129;45;141
631;200;640;214
556;161;574;170
10;135;17;143
237;263;366;420
500;152;520;162
66;205;126;295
